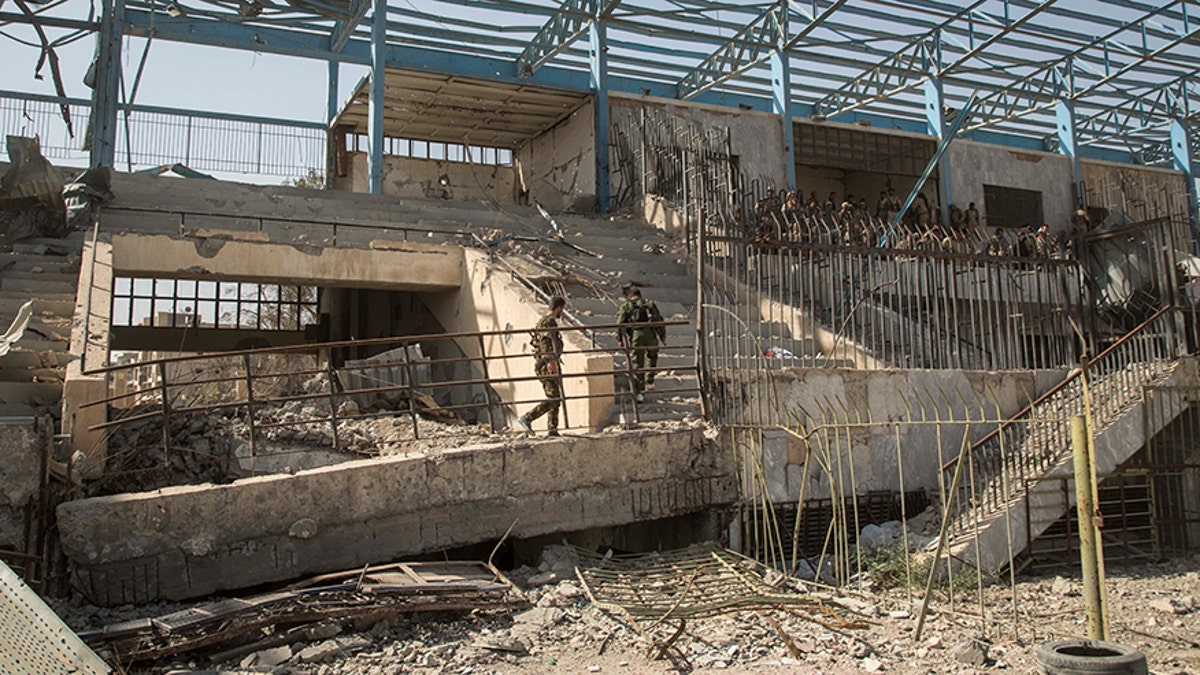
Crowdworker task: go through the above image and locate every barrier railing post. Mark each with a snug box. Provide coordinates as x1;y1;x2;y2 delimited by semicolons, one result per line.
402;343;420;439
326;347;341;450
157;362;170;467
242;353;258;471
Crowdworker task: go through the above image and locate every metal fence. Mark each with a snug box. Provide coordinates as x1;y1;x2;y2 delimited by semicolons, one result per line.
0;90;325;180
77;320;695;496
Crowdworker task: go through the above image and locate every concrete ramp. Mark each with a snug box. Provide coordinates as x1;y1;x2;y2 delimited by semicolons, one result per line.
57;428;734;605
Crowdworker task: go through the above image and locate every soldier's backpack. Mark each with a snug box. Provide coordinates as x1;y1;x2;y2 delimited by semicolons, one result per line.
631;299;652;324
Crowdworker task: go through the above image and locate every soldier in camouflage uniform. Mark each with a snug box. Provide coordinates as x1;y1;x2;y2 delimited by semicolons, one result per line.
617;287;665;402
516;296;566;436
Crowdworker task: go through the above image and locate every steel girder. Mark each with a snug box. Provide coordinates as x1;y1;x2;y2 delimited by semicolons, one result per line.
676;0;849;101
812;1;1058;119
963;0;1200;133
515;0;621;75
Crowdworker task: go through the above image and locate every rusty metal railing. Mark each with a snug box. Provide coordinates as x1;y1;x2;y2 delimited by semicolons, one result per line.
75;320;698;492
946;305;1188;542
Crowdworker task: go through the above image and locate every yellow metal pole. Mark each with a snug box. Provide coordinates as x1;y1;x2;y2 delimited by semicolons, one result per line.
1071;415;1106;640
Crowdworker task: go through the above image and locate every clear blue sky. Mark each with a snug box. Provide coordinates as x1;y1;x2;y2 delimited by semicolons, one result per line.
2;34;365;122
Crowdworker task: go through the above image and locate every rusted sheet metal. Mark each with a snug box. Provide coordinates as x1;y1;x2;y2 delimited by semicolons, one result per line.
81;560;528;665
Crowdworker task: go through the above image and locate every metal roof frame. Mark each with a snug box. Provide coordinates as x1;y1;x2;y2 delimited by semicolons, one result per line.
4;0;1198;171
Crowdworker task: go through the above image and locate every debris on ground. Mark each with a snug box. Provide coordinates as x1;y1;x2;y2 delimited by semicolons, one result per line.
45;548;1200;674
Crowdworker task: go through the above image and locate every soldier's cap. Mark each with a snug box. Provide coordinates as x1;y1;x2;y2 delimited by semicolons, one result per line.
626;286;642;298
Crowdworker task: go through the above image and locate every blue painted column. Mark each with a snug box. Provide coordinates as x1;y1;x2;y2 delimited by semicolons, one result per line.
90;0;125;167
325;60;340;188
1172;119;1199;250
771;46;795;190
367;0;387;194
1056;99;1082;204
924;77;951;226
590;18;610;213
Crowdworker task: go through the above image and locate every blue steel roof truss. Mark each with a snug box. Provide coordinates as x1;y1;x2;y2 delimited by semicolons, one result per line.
4;0;1199;166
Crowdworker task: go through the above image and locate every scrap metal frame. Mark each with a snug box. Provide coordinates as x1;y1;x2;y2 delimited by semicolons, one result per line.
4;0;1198;207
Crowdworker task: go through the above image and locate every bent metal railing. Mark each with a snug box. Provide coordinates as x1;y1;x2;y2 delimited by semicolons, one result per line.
945;305;1187;544
76;320;696;491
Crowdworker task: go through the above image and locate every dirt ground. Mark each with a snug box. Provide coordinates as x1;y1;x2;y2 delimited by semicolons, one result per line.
54;550;1200;675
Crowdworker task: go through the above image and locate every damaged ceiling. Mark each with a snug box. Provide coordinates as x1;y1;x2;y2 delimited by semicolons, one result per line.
333;69;591;149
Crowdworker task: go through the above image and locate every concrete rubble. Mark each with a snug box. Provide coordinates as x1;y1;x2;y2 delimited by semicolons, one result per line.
37;545;1199;674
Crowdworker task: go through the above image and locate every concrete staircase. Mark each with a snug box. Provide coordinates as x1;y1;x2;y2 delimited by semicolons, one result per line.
546;214;701;426
0;234;84;413
96;172;706;427
948;323;1196;574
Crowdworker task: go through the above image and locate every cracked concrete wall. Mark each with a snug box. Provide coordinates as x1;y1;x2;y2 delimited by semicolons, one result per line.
57;428;734;604
948;140;1074;231
734;368;1068;505
335;153;517;204
612;95;789;188
423;249;614;431
109;233;463;291
1080;159;1189;220
515;102;596;212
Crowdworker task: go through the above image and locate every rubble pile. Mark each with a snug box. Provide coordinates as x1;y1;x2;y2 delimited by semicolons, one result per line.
44;544;1200;674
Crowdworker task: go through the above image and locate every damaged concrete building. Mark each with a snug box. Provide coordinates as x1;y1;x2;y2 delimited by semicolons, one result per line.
2;0;1200;671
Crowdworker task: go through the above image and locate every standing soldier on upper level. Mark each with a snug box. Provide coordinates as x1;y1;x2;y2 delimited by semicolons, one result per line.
617;287;666;403
516;296;566;437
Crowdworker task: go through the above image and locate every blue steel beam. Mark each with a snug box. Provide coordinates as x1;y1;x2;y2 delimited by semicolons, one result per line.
367;0;385;194
515;0;620;76
1070;75;1198;146
676;0;849;101
882;92;978;246
964;1;1200;134
329;0;370;52
925;76;952;226
591;18;609;212
814;1;1056;119
90;0;125;167
1172;119;1199;248
1057;99;1082;203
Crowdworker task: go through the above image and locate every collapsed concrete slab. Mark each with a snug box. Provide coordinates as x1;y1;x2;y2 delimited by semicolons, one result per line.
57;428;733;605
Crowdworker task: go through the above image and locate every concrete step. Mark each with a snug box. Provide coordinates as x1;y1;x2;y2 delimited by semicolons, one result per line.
8;337;70;353
0;296;77;317
0;367;64;383
0;349;72;370
0;278;78;295
0;252;82;270
952;359;1185;574
0;269;81;286
0;381;63;405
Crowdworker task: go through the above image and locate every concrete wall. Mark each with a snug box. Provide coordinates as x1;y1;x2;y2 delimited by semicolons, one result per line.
334;153;517;204
0;418;39;550
109;233;463;292
612;95;788;187
1080;159;1190;222
738;368;1067;505
57;428;734;604
948;140;1074;232
515;102;596;212
425;249;614;431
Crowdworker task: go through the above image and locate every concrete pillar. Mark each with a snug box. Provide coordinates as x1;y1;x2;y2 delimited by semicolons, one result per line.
1056;99;1082;205
771;46;795;190
1171;119;1199;251
89;0;125;168
326;60;340;189
924;77;951;226
65;240;114;477
367;0;387;194
590;19;610;213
